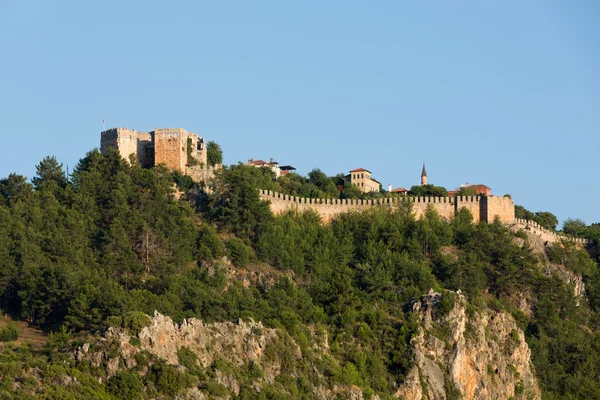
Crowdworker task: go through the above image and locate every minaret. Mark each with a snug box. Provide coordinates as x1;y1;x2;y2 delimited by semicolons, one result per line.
421;163;428;185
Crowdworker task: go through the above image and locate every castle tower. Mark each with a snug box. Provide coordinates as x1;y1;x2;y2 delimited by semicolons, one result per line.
421;163;428;185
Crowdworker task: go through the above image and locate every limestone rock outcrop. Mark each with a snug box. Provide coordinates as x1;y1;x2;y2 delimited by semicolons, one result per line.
395;291;541;400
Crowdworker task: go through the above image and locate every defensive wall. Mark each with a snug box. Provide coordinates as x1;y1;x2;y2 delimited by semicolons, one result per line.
258;190;589;246
100;128;154;167
258;190;515;223
513;219;590;246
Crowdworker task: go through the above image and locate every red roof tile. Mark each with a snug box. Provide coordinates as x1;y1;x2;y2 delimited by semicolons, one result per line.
349;168;371;173
248;160;268;166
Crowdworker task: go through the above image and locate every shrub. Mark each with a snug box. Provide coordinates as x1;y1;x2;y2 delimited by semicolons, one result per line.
107;371;143;400
177;346;203;378
149;361;192;396
108;312;151;336
226;237;253;267
173;170;194;191
437;293;456;317
0;324;18;342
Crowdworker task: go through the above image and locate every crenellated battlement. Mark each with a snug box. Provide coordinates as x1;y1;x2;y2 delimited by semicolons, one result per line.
514;218;590;245
258;190;514;224
259;190;587;245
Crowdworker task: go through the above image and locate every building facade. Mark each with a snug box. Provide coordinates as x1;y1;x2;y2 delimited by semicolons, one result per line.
345;168;381;193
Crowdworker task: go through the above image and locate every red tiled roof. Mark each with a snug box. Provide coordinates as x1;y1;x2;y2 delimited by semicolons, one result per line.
391;188;408;193
248;160;268;166
468;184;490;189
349;168;371;173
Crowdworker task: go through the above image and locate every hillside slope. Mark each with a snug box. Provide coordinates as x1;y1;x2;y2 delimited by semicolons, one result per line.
0;153;599;399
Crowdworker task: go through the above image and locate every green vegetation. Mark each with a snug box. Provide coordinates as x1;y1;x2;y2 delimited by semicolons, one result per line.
0;323;18;342
515;205;559;230
186;137;199;166
409;184;449;197
0;151;598;398
206;140;223;167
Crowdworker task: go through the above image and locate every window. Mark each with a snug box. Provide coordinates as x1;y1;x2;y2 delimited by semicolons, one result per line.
361;173;364;179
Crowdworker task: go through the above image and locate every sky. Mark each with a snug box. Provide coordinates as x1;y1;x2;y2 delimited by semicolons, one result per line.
1;1;598;225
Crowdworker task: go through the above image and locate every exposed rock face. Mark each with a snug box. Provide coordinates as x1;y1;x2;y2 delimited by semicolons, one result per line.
77;312;371;399
545;263;585;299
137;312;281;370
396;291;541;400
511;225;586;302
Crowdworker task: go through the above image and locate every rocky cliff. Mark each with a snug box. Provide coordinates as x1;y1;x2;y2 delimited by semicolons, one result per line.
75;312;368;399
395;291;541;400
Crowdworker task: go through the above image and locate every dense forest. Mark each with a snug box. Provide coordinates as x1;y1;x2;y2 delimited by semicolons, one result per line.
0;149;599;399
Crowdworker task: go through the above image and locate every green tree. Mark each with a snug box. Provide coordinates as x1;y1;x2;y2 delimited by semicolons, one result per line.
562;218;587;237
533;211;558;230
107;371;143;400
454;186;478;196
341;182;362;199
409;184;448;197
0;173;33;206
207;141;223;167
205;165;274;241
32;156;68;189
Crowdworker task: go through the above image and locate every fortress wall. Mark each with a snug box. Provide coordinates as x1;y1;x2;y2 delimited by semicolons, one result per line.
181;131;207;167
186;164;222;186
260;190;590;246
154;129;186;171
514;218;589;246
261;191;458;223
455;196;482;222
101;128;140;163
260;191;378;222
410;197;455;221
486;196;515;223
137;131;154;167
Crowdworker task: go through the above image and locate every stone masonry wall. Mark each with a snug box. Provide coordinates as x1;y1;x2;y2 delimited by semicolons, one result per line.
101;128;139;163
485;196;515;223
456;196;483;222
154;128;187;171
101;126;217;187
411;197;455;221
259;190;516;224
513;219;589;246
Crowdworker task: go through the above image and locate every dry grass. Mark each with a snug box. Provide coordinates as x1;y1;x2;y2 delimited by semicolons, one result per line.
0;315;47;349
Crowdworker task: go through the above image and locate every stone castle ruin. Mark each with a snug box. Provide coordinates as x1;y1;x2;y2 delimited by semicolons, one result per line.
100;127;218;184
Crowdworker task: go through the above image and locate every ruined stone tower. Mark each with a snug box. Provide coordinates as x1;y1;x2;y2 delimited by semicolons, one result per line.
100;127;217;183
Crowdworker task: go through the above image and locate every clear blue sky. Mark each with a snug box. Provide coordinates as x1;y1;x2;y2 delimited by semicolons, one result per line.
1;1;598;225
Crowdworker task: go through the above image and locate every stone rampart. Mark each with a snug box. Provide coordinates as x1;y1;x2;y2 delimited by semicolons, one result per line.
514;219;589;246
409;196;455;221
101;128;139;163
260;191;588;246
485;196;515;223
259;190;516;224
456;196;483;222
